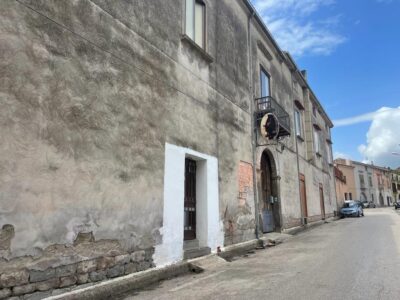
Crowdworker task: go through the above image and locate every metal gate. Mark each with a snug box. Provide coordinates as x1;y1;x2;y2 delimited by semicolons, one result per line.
184;158;196;240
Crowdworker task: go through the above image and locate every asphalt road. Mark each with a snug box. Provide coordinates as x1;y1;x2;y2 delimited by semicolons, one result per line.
119;208;400;300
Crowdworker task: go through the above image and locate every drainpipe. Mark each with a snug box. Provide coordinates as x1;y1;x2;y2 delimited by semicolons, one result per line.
247;10;260;239
291;71;304;226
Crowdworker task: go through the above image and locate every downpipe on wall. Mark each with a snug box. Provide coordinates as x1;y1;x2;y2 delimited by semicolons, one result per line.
247;10;261;240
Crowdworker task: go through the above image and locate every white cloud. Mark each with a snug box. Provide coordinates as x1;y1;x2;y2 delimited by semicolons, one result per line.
252;0;346;57
333;108;396;127
358;107;400;168
334;151;351;160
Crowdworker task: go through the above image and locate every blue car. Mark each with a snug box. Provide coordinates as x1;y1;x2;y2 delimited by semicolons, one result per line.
340;201;364;218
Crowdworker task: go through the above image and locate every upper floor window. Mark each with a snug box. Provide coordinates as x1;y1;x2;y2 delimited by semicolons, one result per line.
313;125;321;155
185;0;205;48
294;100;304;139
294;110;303;137
326;142;332;164
260;68;270;98
359;174;365;186
369;176;373;187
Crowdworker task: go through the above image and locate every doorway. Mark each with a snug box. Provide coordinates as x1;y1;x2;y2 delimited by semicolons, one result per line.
319;184;326;220
260;150;280;233
299;174;308;223
184;158;196;241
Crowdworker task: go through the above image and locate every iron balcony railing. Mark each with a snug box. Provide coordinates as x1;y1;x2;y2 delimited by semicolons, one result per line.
255;96;291;137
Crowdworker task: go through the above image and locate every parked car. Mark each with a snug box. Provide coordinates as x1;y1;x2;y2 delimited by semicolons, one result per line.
361;200;376;208
340;200;364;218
394;202;400;210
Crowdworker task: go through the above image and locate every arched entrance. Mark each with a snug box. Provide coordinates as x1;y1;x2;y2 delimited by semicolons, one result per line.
260;150;280;233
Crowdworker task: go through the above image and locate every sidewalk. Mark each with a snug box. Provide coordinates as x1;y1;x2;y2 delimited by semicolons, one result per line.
45;231;292;300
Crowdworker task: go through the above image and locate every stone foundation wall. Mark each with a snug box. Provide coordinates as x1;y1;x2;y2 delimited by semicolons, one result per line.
0;244;154;299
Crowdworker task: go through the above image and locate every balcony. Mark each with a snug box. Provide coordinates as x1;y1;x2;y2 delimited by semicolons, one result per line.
255;96;291;138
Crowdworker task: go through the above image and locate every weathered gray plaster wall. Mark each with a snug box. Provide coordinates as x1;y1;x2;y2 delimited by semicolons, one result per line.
0;0;337;296
0;0;255;267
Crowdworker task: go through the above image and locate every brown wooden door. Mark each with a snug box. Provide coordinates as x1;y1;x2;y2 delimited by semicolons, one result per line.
299;174;308;219
184;158;196;240
319;184;325;220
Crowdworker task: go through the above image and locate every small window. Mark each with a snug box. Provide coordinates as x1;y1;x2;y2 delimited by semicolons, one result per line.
260;68;270;98
326;142;332;164
345;193;348;200
349;193;353;200
369;176;373;187
294;109;303;137
313;128;320;154
359;174;365;186
185;0;205;48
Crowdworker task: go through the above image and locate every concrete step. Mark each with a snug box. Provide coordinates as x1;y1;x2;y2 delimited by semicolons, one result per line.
183;247;211;260
183;239;199;250
188;254;228;270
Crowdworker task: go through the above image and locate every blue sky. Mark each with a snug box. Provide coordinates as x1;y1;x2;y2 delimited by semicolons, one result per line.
252;0;400;168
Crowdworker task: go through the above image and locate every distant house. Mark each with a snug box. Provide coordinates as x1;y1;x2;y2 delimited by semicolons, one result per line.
334;159;394;206
334;160;356;208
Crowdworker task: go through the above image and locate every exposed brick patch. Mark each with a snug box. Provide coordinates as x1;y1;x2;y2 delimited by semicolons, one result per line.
238;161;254;207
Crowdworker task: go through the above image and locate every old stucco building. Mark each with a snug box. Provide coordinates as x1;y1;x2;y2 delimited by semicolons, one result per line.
335;159;394;206
0;0;336;297
334;160;357;208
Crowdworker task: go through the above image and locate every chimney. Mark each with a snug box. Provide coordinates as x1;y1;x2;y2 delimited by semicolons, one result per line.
301;70;307;80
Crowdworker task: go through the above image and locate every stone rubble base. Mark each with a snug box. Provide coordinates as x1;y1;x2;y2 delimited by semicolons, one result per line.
0;248;154;300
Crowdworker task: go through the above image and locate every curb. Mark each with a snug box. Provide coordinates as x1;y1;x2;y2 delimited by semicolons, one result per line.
283;216;338;235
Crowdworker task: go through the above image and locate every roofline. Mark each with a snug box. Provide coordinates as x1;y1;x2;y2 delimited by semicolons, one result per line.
283;52;334;127
241;0;286;62
241;0;334;128
350;160;392;172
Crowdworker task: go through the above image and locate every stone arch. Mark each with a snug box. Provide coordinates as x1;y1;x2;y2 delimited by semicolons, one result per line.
259;149;281;233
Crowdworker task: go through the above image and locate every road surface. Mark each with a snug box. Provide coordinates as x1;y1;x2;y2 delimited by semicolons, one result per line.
118;208;400;300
